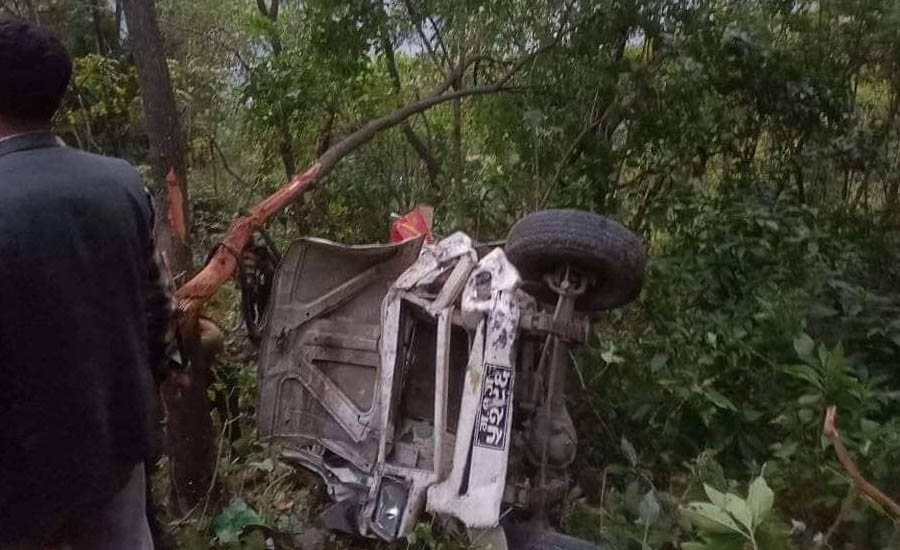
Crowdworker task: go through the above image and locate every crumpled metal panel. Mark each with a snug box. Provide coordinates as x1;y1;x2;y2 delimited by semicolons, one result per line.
260;230;531;539
257;236;423;468
426;248;522;528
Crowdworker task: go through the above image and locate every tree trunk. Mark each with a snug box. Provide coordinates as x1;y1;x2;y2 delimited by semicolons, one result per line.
122;0;215;515
90;0;108;56
451;96;463;190
256;0;295;179
115;0;123;49
885;132;900;220
279;135;296;178
122;0;192;276
451;57;464;192
451;18;467;193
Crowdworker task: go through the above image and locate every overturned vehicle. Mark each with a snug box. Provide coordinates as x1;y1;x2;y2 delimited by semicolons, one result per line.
257;209;645;549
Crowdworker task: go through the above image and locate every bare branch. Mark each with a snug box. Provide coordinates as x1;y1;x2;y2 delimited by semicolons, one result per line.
541;96;628;207
175;67;538;318
256;0;282;53
380;21;441;182
824;406;900;520
426;13;452;65
402;0;448;75
210;137;251;188
315;106;336;157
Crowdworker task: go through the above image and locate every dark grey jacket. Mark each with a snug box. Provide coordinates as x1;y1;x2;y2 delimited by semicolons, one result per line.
0;132;172;540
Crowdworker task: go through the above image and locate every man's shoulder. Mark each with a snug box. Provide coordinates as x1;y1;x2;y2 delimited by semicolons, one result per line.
48;147;147;197
61;148;142;182
0;145;149;217
2;143;141;181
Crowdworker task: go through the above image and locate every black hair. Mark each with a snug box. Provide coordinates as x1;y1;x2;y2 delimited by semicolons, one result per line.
0;18;73;125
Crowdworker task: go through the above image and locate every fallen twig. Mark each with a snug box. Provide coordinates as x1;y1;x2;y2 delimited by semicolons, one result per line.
823;406;900;520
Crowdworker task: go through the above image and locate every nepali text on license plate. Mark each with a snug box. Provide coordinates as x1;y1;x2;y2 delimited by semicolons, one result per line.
474;363;513;450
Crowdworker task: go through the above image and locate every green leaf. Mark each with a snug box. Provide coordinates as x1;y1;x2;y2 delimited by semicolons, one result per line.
680;543;709;550
724;494;753;532
783;364;824;390
682;502;743;534
889;332;900;348
213;499;263;544
650;353;669;372
639;490;661;526
860;418;880;433
703;484;728;508
798;408;815;423
809;303;838;318
796;393;821;406
703;387;737;411
747;476;775;527
818;344;830;368
621;436;639;467
771;441;798;459
698;532;751;550
625;480;642;509
793;333;815;358
522;109;543;127
601;346;625;365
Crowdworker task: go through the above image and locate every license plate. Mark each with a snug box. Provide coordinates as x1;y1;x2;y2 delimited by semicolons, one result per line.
474;363;513;450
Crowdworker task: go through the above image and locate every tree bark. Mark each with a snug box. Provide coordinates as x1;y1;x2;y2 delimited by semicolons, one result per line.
451;14;468;193
316;107;336;157
115;0;123;49
451;66;463;191
278;137;296;177
122;0;192;278
885;131;900;220
90;0;108;56
123;0;213;515
451;45;465;192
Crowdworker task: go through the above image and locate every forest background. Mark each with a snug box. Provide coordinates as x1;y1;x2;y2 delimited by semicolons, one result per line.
3;0;900;548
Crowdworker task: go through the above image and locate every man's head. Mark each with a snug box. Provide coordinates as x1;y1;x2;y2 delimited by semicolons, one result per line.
0;18;72;132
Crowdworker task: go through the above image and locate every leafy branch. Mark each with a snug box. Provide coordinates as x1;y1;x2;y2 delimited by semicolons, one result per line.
681;476;777;550
174;18;572;322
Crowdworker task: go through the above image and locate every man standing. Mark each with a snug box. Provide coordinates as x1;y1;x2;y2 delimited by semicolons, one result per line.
0;19;171;548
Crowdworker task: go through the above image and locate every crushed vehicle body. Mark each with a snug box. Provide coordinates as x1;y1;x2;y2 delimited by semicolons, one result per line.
258;209;645;549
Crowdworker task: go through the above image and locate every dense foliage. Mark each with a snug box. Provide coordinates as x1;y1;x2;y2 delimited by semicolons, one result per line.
8;0;900;547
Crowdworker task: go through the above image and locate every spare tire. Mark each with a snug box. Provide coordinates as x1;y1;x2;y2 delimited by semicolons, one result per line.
505;209;645;313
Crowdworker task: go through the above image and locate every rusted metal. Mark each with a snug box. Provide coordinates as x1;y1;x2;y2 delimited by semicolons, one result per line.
519;311;589;343
258;235;423;469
